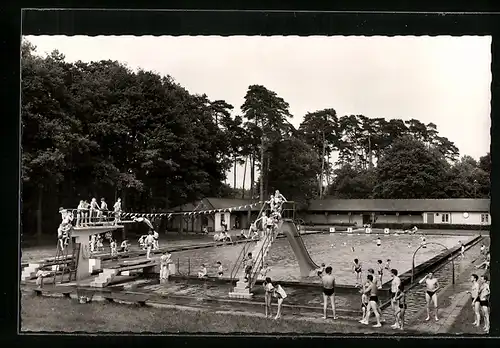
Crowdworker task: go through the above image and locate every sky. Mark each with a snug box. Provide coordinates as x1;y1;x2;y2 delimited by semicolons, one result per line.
24;35;492;189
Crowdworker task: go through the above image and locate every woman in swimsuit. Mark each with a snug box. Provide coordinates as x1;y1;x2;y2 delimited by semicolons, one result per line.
273;282;287;320
353;259;362;286
377;260;384;288
394;283;407;330
263;277;274;318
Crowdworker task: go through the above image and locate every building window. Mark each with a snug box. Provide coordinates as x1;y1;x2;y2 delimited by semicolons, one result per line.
441;213;450;223
481;214;489;223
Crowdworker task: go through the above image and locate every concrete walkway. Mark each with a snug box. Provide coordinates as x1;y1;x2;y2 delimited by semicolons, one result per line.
409;239;488;334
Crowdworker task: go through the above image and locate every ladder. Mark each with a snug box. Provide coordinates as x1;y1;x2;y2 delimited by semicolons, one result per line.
52;238;80;284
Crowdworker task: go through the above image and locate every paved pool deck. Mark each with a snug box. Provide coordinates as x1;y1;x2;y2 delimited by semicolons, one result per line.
408;239;489;334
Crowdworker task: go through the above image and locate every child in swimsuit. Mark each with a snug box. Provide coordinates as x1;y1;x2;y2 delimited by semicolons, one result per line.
353;259;362;286
216;261;224;278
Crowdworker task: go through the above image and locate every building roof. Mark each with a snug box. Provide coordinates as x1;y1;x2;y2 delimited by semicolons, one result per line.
307;199;490;213
205;198;262;211
169;198;263;212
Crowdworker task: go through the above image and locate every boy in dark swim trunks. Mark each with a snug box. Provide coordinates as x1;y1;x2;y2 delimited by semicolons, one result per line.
321;266;337;320
360;274;382;327
419;272;439;321
479;274;490;332
467;274;481;327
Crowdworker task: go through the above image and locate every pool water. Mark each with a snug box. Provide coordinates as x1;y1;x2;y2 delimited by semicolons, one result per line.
169;233;473;285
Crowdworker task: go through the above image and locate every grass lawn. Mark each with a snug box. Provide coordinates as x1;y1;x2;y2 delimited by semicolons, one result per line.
21;294;395;334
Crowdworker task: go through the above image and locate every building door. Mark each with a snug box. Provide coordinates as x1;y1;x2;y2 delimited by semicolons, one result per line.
362;214;371;225
427;213;434;224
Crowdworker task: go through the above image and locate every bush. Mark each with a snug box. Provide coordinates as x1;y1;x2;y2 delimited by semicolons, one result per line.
371;222;490;231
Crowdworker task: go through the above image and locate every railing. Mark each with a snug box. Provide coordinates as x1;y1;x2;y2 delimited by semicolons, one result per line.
59;208;124;228
230;243;251;280
247;232;274;290
228;199;273;282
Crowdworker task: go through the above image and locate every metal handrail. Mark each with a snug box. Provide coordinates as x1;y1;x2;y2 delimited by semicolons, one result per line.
230;243;251;280
229;200;269;280
247;233;273;290
59;208;124;228
247;217;284;290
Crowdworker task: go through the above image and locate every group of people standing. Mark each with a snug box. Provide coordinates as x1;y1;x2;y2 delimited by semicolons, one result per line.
75;197;122;226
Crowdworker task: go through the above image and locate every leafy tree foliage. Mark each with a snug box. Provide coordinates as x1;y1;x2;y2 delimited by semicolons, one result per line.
373;137;451;198
22;38;489;239
22;41;233;238
267;137;321;204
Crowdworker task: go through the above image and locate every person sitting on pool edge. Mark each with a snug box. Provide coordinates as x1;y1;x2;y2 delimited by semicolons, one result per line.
198;264;208;278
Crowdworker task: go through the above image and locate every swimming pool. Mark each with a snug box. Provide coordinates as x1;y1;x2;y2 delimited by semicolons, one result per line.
169;233;474;285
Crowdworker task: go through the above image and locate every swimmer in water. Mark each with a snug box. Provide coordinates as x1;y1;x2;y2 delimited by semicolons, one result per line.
385;259;391;271
352;259;362;286
419;272;440;321
376;237;381;247
317;263;326;277
421;236;427;248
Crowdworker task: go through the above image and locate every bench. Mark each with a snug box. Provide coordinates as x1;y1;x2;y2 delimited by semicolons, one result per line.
103;292;149;306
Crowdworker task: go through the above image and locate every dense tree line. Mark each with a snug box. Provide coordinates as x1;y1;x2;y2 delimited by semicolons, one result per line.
21;40;490;239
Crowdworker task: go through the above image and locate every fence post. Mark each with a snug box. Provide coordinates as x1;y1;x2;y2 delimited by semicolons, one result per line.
452;259;455;285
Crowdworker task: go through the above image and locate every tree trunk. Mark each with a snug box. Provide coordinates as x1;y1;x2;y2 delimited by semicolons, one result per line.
265;155;270;199
260;134;265;202
36;186;43;243
233;155;237;189
242;156;248;199
250;152;255;199
122;190;127;240
319;132;326;199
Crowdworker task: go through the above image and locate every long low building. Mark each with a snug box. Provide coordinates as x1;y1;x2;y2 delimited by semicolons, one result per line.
167;198;263;233
305;198;490;226
167;198;490;232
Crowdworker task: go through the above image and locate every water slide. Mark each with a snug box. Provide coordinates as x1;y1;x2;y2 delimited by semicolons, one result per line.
280;219;319;277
